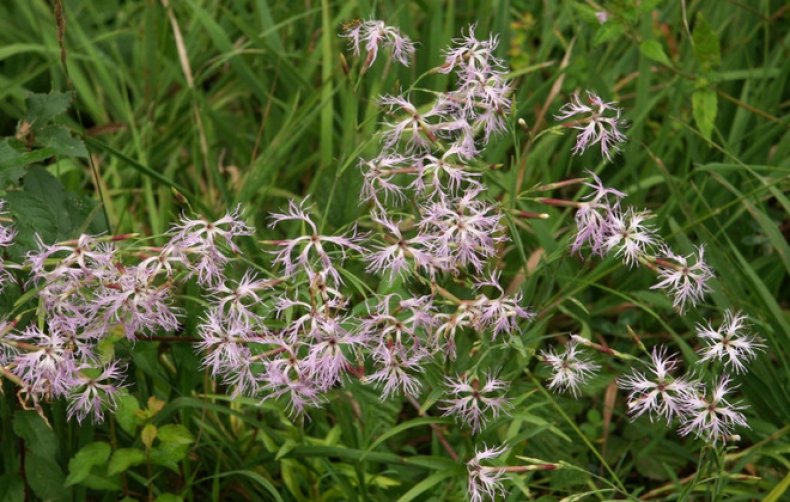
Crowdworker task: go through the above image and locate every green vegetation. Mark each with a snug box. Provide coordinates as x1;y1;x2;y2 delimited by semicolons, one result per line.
0;0;787;500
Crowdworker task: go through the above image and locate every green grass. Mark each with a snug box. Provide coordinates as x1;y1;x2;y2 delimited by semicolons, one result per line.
0;0;788;500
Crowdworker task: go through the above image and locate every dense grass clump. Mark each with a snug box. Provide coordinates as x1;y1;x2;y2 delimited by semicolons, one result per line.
0;1;788;500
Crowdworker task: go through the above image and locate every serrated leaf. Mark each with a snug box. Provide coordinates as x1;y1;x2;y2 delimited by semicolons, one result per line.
65;442;111;487
692;13;720;70
108;448;146;476
639;40;671;66
36;125;88;158
692;88;718;141
25;91;72;128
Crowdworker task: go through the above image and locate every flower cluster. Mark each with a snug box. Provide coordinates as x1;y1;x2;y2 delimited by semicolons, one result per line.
568;172;714;313
0;208;252;422
541;313;764;445
0;20;769;502
188;25;533;415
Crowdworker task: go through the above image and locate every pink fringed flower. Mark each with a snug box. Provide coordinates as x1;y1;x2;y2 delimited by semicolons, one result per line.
441;373;510;433
555;90;627;161
341;20;415;69
467;444;508;502
269;199;365;285
651;244;714;313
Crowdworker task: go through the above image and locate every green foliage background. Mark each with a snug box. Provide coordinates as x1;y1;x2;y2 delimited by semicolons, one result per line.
0;0;788;500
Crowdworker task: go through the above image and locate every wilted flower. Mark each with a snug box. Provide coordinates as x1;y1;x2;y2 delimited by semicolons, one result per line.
679;376;749;444
555;90;627;161
617;346;697;423
441;373;510;433
696;310;765;373
467;444;508;502
341;19;415;69
651;244;714;313
541;339;599;397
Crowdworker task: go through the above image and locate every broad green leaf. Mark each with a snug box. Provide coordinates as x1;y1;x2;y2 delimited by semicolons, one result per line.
157;424;195;445
155;495;183;502
692;13;720;70
25;453;67;501
11;411;57;458
108;448;146;476
0;474;24;502
114;394;142;435
80;473;122;491
692;89;717;141
65;442;112;487
150;424;194;472
639;40;671;66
